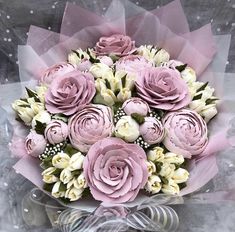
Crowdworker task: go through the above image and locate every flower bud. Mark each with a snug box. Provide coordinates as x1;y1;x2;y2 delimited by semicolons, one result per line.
164;152;184;165
32;111;51;129
159;162;175;179
146;161;156;176
52;181;65;198
172;168;189;184
65;187;84;201
181;67;197;84
74;172;87;189
68;152;85;171
60;169;73;184
147;147;164;162
42;167;58;184
162;179;180;195
145;175;162;194
52;152;70;169
201;104;217;123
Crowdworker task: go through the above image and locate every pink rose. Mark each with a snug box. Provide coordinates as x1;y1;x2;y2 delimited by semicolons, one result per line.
83;137;148;203
45;71;95;116
122;97;150;116
98;56;113;66
95;34;136;57
163;109;208;159
77;60;92;72
140;117;165;145
68;104;113;153
25;130;47;157
41;62;76;85
136;67;191;111
44;120;68;145
115;55;153;74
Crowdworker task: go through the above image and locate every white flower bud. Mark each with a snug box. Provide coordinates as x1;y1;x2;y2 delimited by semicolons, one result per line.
74;172;87;189
35;85;48;103
147;147;165;162
52;152;70;169
181;67;197;84
65;187;84;201
117;88;132;102
164;152;184;165
154;49;170;66
162;179;180;195
145;175;162;194
89;63;113;78
159;162;175;179
172;168;189;184
201;104;217;123
115;116;140;142
189;99;206;113
60;169;73;184
42;167;58;184
68;152;85;171
52;181;65;198
146;161;156;176
32;111;51;129
28;98;45;114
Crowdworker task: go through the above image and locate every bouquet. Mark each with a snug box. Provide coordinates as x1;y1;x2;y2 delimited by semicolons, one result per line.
8;0;235;210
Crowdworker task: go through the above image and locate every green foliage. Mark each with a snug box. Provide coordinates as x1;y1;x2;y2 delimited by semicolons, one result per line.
131;113;145;124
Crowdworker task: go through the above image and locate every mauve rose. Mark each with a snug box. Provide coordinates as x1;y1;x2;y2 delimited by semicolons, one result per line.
45;71;95;116
136;67;191;111
94;205;128;218
95;34;136;57
83;137;148;203
140;117;165;145
41;62;76;85
122;97;150;116
163;109;208;159
44;120;68;145
68;104;113;153
115;55;153;74
77;60;92;72
25;130;47;157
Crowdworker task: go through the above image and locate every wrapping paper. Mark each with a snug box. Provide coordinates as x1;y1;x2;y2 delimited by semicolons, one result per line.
1;0;234;211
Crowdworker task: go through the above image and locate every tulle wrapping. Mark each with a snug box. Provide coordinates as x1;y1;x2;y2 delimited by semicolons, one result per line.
1;0;234;209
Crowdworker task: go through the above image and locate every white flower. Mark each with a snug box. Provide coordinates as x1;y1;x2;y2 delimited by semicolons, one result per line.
74;172;87;189
60;169;73;184
201;103;217;123
115;116;140;142
164;152;184;165
35;85;48;103
117;88;132;102
181;67;197;84
68;49;90;65
67;178;75;189
68;152;85;171
52;152;70;169
145;175;162;194
52;181;65;198
159;162;175;179
42;167;58;184
31;111;51;129
89;63;113;78
65;187;84;201
162;179;180;195
172;168;189;184
154;49;170;66
189;99;206;113
146;161;156;176
147;147;165;162
28;98;45;114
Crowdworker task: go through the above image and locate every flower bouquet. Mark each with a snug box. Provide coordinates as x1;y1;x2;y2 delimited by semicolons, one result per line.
4;0;235;227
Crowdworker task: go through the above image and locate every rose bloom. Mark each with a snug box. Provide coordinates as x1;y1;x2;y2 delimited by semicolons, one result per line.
94;34;136;57
41;62;76;85
122;97;150;116
115;55;153;75
68;104;113;153
25;130;47;157
83;137;148;203
136;67;191;111
163;109;208;158
44;120;68;145
94;205;128;218
45;71;95;116
139;117;165;145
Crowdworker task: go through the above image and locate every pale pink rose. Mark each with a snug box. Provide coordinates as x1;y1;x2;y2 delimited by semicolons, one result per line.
45;71;95;116
68;104;113;153
44;120;68;145
25;130;47;157
98;56;113;66
83;137;148;203
163;109;208;159
136;67;191;111
122;97;150;116
77;60;92;72
95;34;136;57
140;117;165;145
41;62;76;85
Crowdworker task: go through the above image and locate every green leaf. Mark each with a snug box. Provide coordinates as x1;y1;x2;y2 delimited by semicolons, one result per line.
196;82;208;93
109;54;119;62
161;176;169;185
59;183;67;192
121;74;127;88
51;169;62;178
40;157;53;169
175;64;187;72
71;50;81;58
81;54;84;60
71;170;81;176
52;113;68;123
82;188;91;198
25;87;40;102
64;144;79;156
131;113;145;124
104;79;112;90
35;120;47;135
155;162;162;173
178;182;187;190
205;98;219;105
113;102;123;115
60;197;71;204
43;183;54;192
192;93;202;101
86;49;99;63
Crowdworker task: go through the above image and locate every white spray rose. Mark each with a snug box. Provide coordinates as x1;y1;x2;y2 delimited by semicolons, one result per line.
181;67;197;84
32;111;51;129
117;88;132;102
52;181;65;198
189;99;206;113
68;152;85;171
172;168;189;184
147;147;165;162
145;175;162;194
74;172;87;189
90;63;113;78
36;85;48;103
60;169;73;184
65;187;84;201
52;153;70;169
162;179;180;195
154;48;170;66
146;161;156;176
201;103;218;123
68;49;90;65
159;163;175;179
42;167;58;184
164;152;184;165
115;116;140;142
